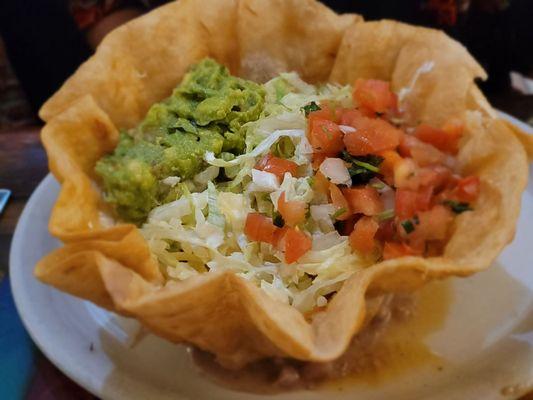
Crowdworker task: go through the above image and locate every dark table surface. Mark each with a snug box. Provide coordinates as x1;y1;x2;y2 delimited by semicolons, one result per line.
0;90;531;399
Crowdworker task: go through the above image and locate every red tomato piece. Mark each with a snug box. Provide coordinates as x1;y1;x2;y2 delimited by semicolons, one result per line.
329;183;352;220
313;171;330;195
414;124;461;155
342;186;383;216
308;118;344;155
278;192;307;227
378;150;403;183
353;79;398;114
339;108;364;126
284;228;312;264
312;153;328;170
395;187;434;221
410;205;454;242
256;153;298;179
417;165;453;191
349;216;379;255
455;176;480;203
244;213;279;246
274;226;290;250
376;219;396;242
308;102;344;123
395;189;419;220
399;135;447;167
382;241;420;260
415;185;434;212
343;117;403;156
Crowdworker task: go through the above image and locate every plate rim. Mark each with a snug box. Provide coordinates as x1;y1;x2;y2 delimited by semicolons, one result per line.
8;174;103;396
8;113;533;399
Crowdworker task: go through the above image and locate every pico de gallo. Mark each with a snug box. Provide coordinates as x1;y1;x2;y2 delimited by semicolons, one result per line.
243;78;479;263
107;59;481;311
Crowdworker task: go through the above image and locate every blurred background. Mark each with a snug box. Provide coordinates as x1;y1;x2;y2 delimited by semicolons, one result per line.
0;0;532;130
0;1;531;399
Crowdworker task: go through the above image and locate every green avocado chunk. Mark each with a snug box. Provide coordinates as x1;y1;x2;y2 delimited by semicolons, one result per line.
95;58;265;223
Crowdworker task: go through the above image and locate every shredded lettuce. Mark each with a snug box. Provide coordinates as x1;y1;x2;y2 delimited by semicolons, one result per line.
141;71;372;313
206;182;225;229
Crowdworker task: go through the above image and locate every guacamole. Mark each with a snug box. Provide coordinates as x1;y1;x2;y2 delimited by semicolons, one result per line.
95;59;265;222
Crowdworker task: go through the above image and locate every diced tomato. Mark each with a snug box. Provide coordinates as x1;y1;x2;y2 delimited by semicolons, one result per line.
393;158;418;189
278;192;307;227
399;135;447;167
349;216;379;255
383;241;420;260
339;108;364;126
343;117;403;156
308;118;344;155
394;160;453;192
414;123;461;155
353;79;398;114
395;189;418;220
244;213;279;246
329;183;351;220
308;102;344;123
359;106;379;118
313;171;330;195
274;226;290;250
417;165;453;191
342;186;383;216
455;176;480;203
312;153;327;170
256;153;298;179
395;188;434;220
378;150;402;182
284;228;312;264
376;219;396;242
419;185;435;209
410;205;453;242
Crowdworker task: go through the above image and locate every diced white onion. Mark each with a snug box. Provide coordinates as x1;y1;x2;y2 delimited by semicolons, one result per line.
339;125;356;134
370;178;395;210
194;166;220;185
161;176;180;187
312;231;344;251
310;204;336;222
319;158;351;186
316;296;328;307
251;169;280;192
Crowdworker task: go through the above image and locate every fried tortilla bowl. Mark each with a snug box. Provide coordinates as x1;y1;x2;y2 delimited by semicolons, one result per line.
35;0;531;369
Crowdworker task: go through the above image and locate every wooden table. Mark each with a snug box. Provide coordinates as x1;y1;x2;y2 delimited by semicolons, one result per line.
0;90;531;398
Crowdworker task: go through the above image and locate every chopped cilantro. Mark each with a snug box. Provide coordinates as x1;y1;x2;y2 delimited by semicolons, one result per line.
342;151;384;185
273;212;284;227
376;209;395;221
301;101;321;117
444;200;473;214
370;180;386;190
401;219;415;234
331;207;347;220
352;159;380;173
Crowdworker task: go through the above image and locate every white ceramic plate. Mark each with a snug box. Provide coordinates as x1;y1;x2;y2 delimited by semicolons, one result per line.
10;116;533;400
